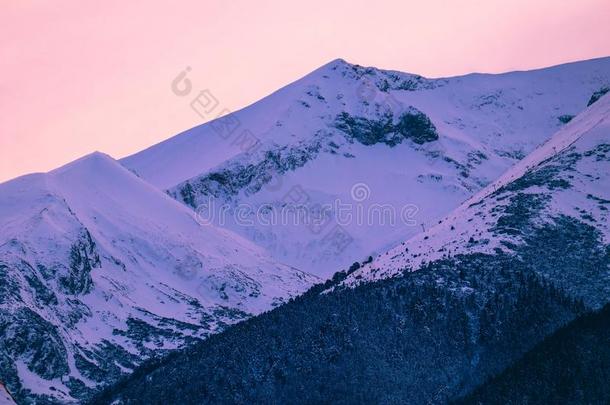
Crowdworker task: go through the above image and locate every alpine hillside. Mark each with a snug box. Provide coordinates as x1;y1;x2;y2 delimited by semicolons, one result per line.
0;152;316;403
122;57;610;277
95;93;610;404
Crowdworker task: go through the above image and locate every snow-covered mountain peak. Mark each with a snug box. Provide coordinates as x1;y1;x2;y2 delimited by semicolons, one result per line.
3;57;610;402
0;151;316;402
52;150;113;169
122;57;610;276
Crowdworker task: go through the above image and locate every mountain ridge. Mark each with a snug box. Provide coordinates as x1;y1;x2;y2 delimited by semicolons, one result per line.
343;93;610;301
0;151;316;403
122;56;610;276
94;91;610;405
2;57;610;403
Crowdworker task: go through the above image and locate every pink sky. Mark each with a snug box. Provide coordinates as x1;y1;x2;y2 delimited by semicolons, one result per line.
1;0;609;183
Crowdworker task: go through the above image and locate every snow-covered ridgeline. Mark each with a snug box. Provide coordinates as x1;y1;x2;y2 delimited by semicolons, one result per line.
343;93;610;287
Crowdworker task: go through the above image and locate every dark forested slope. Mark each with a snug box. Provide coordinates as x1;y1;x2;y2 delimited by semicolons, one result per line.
92;214;610;404
457;303;610;405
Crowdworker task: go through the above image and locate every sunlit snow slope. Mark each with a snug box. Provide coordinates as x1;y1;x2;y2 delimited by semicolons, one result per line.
123;57;610;276
344;93;610;308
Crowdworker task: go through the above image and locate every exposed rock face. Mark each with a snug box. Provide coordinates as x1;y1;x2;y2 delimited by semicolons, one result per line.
334;107;438;147
587;86;610;106
61;230;100;296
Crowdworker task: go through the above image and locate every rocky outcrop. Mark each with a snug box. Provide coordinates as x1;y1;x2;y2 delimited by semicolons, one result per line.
334;107;438;147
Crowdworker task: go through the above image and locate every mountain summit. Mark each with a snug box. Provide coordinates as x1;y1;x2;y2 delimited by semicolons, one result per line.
96;92;610;405
2;57;610;403
0;151;315;403
123;57;610;276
